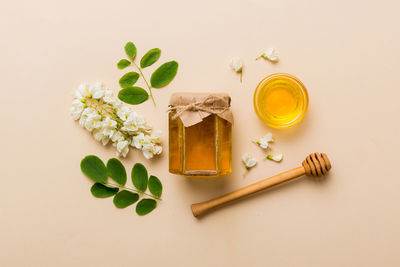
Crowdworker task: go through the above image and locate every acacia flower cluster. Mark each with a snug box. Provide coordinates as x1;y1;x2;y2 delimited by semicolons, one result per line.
71;82;162;159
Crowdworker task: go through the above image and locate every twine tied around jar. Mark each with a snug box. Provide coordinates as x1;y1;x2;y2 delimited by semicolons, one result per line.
168;93;234;127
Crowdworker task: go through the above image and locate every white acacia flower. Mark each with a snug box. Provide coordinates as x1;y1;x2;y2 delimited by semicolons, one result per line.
134;132;163;159
103;89;113;102
257;48;279;62
254;133;274;149
76;83;91;99
132;133;145;149
89;82;106;99
111;131;124;142
150;130;162;142
142;144;162;159
102;116;116;128
230;57;243;72
103;89;121;107
242;153;257;169
79;106;95;119
115;139;130;157
121;121;138;132
143;146;155;159
93;129;110;146
265;154;283;162
153;145;162;155
80;109;101;132
128;111;145;125
116;106;131;121
121;112;148;133
71;99;85;120
100;117;117;141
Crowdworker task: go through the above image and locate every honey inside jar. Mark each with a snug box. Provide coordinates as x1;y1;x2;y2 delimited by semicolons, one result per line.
254;73;308;129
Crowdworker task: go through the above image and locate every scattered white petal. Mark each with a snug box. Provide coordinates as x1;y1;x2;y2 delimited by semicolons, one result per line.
230;57;243;82
242;153;257;169
257;48;279;62
265;154;283;162
230;57;243;72
254;133;274;149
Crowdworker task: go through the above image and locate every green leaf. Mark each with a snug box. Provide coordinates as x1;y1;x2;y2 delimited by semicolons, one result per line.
125;42;137;60
148;175;162;198
80;155;107;183
150;61;179;88
90;183;119;198
136;199;157;215
117;59;131;69
140;48;161;68
118;87;149;105
119;72;140;88
113;190;139;208
107;158;127;185
131;163;148;191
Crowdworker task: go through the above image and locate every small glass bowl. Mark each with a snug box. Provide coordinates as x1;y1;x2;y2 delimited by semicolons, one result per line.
253;73;309;129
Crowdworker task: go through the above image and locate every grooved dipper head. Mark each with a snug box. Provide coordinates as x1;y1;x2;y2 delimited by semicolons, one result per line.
302;153;331;177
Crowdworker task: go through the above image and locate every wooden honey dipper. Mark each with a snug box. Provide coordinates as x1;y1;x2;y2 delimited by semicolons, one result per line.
191;153;331;217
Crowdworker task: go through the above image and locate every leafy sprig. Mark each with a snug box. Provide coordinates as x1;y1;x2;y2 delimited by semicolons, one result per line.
80;155;162;215
117;42;178;106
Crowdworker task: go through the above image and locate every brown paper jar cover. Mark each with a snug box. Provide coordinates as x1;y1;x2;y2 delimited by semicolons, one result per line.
168;92;233;177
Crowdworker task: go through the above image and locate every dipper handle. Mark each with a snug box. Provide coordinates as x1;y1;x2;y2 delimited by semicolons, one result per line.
191;152;331;217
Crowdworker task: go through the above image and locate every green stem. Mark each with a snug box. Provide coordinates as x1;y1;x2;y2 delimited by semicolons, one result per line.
105;182;162;201
92;102;117;120
132;61;156;106
88;99;122;126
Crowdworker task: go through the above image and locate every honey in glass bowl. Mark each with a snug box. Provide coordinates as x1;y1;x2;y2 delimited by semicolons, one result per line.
253;73;309;129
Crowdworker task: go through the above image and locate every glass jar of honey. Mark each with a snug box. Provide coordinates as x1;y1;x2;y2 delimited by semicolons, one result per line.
168;93;233;177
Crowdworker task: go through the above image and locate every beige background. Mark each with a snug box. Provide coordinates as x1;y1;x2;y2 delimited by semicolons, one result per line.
1;0;400;266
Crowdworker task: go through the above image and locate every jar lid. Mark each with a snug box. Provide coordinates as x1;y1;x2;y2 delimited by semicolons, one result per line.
169;92;233;127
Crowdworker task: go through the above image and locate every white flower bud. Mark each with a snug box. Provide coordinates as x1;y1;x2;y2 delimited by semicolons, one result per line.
230;57;243;72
